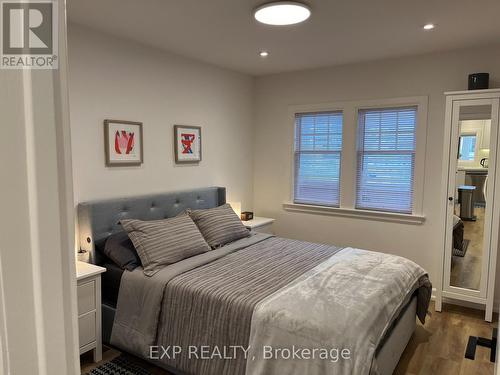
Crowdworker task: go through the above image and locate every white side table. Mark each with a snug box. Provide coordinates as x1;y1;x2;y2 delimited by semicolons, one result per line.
243;216;275;234
76;261;106;362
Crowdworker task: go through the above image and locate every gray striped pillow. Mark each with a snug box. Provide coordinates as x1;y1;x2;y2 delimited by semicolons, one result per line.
188;204;250;248
120;215;210;276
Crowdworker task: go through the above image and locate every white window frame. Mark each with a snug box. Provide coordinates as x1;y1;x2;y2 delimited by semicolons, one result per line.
284;96;428;224
293;111;344;207
458;132;478;164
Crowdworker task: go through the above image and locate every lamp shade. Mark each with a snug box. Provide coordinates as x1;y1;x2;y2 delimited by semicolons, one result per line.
228;201;242;217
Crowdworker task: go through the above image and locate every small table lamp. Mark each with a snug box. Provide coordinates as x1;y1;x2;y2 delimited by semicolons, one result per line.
228;201;242;218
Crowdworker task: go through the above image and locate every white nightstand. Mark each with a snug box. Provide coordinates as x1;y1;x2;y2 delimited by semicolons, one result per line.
243;216;275;234
76;261;106;362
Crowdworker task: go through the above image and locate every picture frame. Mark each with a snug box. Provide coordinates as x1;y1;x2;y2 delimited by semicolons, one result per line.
174;125;202;164
104;119;143;166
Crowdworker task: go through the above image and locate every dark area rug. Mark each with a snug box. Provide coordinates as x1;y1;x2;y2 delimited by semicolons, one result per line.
83;354;152;375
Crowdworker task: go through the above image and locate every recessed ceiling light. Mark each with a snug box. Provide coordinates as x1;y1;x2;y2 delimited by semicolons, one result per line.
254;1;311;26
423;23;435;30
259;51;269;57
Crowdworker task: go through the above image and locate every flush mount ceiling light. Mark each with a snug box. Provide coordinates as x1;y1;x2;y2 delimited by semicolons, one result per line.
259;51;269;57
423;23;435;30
254;1;311;26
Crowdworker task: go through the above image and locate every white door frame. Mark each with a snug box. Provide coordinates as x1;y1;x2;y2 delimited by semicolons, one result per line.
0;0;80;373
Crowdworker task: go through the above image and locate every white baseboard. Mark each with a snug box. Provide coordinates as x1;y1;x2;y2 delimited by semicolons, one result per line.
431;288;500;313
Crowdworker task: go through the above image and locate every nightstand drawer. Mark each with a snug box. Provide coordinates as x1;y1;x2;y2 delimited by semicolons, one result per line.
78;312;96;347
77;281;96;315
76;261;105;362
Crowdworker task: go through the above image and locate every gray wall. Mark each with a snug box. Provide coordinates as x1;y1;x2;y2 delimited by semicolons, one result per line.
68;24;255;211
67;23;500;304
253;43;500;299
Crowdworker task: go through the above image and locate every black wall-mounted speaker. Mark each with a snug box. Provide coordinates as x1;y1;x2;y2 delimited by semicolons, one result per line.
468;73;489;90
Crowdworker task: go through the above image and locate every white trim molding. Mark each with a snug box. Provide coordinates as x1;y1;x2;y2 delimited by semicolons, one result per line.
431;287;500;314
0;0;80;373
0;253;9;375
287;95;428;220
283;202;426;224
437;89;500;322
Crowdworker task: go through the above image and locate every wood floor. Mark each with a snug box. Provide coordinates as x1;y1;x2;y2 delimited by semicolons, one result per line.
81;302;497;375
394;302;496;375
450;207;485;290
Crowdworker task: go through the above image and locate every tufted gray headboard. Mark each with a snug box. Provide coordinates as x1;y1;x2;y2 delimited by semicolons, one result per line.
77;186;226;264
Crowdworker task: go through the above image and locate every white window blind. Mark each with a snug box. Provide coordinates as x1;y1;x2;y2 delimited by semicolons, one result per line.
356;107;417;213
294;111;343;206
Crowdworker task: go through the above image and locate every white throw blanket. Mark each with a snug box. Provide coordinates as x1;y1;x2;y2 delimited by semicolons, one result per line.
246;248;427;375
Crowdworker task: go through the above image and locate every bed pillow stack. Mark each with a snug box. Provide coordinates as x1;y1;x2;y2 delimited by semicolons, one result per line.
121;214;211;276
188;203;250;248
103;231;141;271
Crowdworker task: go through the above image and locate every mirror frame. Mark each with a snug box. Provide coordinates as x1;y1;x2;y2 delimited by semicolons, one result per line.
438;89;500;322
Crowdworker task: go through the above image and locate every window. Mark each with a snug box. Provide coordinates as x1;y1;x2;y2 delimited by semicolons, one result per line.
294;112;343;206
286;97;427;223
356;107;417;214
459;135;477;161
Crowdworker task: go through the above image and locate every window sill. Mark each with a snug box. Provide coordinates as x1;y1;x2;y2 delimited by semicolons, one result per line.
282;202;426;225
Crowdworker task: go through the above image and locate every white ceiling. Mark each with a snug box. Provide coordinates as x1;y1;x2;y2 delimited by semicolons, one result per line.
67;0;500;76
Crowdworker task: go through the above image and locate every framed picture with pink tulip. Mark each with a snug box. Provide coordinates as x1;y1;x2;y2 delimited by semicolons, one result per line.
104;119;143;166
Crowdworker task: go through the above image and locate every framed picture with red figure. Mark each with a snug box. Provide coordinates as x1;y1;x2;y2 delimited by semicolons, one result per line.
174;125;202;164
104;119;143;166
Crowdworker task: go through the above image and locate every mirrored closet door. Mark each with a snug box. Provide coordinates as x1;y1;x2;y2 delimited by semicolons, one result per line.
441;90;500;322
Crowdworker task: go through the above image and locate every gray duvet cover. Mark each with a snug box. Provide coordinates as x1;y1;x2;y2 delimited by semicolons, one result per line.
111;233;431;375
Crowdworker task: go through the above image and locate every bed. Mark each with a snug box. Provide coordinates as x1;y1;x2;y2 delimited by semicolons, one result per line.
452;214;468;257
78;186;431;375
